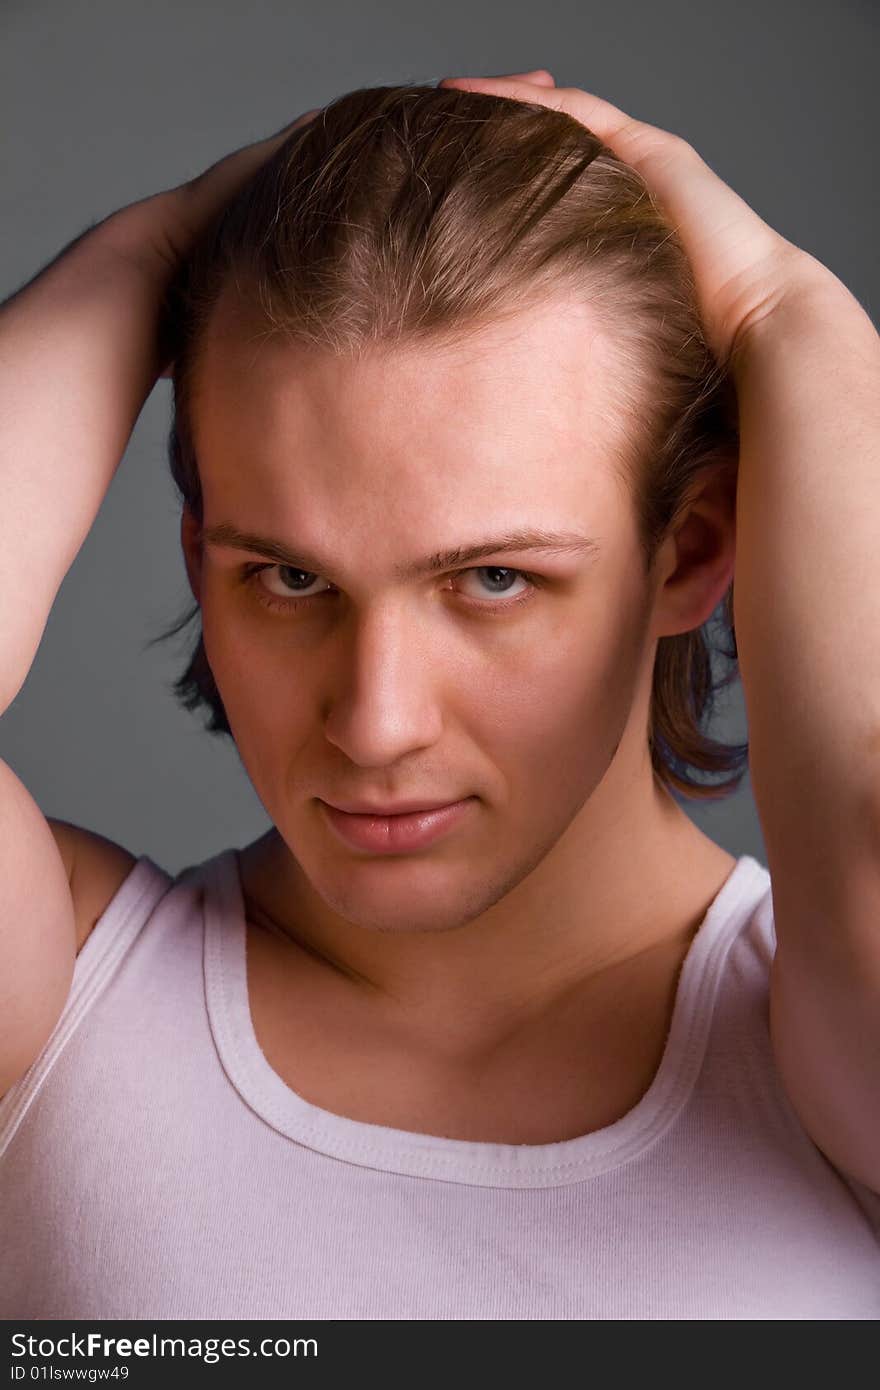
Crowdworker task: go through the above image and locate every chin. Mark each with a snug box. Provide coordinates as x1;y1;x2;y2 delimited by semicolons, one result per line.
290;830;516;936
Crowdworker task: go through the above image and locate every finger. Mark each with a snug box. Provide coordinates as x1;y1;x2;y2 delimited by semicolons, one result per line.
186;106;320;193
439;76;627;132
437;77;677;173
262;106;323;148
437;77;782;269
499;69;555;86
440;69;555;89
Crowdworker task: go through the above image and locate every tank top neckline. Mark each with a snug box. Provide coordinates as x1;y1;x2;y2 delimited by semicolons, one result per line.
203;846;770;1188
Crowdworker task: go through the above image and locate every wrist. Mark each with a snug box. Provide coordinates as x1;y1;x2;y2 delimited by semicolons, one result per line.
95;111;322;288
731;255;874;375
95;189;197;284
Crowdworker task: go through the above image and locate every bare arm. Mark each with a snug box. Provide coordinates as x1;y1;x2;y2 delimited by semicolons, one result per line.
730;272;880;1192
0;106;319;1094
436;69;880;1192
0;107;319;713
0;211;175;712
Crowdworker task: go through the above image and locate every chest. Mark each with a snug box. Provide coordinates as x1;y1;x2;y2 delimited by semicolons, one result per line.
244;921;680;1144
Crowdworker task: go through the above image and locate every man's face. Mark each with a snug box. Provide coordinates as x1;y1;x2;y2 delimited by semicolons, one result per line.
182;291;699;936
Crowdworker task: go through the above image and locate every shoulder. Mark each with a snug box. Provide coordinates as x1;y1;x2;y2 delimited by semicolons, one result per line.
47;819;139;956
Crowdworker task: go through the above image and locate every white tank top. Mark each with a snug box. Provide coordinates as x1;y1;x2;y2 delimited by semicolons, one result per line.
1;848;877;1319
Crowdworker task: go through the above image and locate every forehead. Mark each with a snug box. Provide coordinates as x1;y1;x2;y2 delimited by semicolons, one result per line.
190;289;630;528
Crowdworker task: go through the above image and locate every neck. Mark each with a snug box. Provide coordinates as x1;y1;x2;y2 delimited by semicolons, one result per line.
237;764;735;1050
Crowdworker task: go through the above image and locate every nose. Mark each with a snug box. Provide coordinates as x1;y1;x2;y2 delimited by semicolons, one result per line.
321;606;446;767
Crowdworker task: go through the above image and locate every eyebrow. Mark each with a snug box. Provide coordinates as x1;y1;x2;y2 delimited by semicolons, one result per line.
200;521;601;582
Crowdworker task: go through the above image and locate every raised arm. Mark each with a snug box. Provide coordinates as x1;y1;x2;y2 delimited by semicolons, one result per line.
0;106;319;1096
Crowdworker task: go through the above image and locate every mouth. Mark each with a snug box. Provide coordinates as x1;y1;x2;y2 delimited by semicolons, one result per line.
319;798;475;855
324;796;466;815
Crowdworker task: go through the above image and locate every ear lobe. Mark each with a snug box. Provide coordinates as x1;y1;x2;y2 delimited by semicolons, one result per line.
180;506;203;604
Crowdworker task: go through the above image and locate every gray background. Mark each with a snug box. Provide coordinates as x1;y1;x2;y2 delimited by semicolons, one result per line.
1;0;876;876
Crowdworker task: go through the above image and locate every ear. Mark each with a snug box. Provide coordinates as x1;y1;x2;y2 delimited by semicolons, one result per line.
180;504;203;605
649;465;737;641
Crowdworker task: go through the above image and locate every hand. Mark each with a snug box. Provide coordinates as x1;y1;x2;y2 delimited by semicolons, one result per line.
102;106;323;380
438;72;834;364
161;106;323;267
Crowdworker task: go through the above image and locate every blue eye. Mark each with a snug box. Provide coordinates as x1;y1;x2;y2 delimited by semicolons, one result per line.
241;563;542;616
463;566;529;600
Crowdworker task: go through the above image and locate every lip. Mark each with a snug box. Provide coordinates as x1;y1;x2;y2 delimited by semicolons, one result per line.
326;797;464;815
320;797;474;854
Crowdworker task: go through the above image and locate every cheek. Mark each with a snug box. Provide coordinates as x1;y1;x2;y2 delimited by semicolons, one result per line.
200;599;313;759
480;600;648;803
